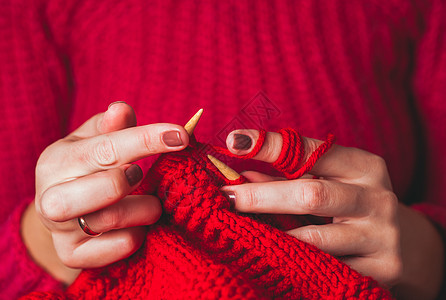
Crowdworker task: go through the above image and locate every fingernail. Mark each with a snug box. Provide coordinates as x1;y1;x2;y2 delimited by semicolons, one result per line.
233;134;252;150
162;130;184;147
108;101;126;110
125;164;143;186
223;191;236;205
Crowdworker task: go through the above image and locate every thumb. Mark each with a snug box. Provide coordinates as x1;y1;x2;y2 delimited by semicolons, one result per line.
68;102;137;139
226;129;324;165
225;129;283;163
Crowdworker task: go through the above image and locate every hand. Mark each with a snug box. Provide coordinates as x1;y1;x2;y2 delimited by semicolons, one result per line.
221;129;444;299
22;102;189;284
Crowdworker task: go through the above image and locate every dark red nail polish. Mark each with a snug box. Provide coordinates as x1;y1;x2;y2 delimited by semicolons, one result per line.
233;134;252;150
125;164;143;186
162;131;184;147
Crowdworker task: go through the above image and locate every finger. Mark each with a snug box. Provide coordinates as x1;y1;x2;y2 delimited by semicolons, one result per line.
99;102;137;134
38;164;144;222
64;103;133;141
341;256;402;286
80;195;162;233
54;226;146;268
221;179;365;217
240;171;286;183
68;102;136;139
287;223;372;257
227;129;280;162
65;123;189;176
226;129;388;181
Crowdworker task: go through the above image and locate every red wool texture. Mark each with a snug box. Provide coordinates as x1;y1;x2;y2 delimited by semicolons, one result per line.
24;128;391;299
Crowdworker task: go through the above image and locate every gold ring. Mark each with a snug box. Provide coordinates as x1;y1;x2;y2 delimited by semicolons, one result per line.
78;216;102;237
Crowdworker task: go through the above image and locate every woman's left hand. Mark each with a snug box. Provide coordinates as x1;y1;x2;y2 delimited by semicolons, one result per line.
221;130;444;298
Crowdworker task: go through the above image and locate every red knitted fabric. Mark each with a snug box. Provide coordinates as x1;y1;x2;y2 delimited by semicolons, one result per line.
24;129;390;299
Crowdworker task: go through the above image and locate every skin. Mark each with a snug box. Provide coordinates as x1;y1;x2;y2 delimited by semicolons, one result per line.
22;102;189;284
22;105;444;298
221;129;444;299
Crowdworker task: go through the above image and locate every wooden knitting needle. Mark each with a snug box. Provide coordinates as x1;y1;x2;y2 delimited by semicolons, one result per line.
183;109;239;180
184;108;204;136
207;154;241;180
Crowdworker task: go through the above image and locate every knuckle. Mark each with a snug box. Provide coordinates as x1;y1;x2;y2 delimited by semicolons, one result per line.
239;188;261;211
98;206;122;231
35;143;63;176
90;136;118;167
372;155;387;171
261;139;279;162
36;151;50;175
40;188;69;222
301;181;325;212
140;131;159;154
102;171;127;201
304;139;320;158
35;161;48;178
380;191;399;217
363;153;388;178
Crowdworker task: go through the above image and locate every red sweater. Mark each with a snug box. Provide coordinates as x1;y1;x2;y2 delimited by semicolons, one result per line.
0;0;445;298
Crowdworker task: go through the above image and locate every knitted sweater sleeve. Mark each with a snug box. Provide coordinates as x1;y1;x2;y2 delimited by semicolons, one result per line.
0;0;71;297
0;202;63;298
410;0;446;232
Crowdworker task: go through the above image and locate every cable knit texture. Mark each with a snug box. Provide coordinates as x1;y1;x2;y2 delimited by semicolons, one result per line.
24;131;391;299
1;0;446;298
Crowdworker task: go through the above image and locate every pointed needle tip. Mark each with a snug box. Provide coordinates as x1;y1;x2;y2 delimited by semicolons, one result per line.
184;108;204;136
207;154;241;181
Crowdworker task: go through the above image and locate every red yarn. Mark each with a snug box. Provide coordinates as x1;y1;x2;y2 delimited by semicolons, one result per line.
24;129;390;300
272;128;305;178
213;128;335;180
272;129;336;180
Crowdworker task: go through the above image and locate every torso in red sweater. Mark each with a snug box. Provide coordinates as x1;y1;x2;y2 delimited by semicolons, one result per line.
1;0;446;297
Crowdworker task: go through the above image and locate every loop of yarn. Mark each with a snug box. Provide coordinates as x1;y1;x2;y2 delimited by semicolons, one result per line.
213;128;335;180
271;128;305;177
272;128;336;180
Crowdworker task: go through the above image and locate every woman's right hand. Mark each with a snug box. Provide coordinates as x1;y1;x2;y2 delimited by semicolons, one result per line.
22;102;189;284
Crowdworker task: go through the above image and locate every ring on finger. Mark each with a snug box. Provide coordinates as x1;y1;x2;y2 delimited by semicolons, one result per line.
78;216;103;237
